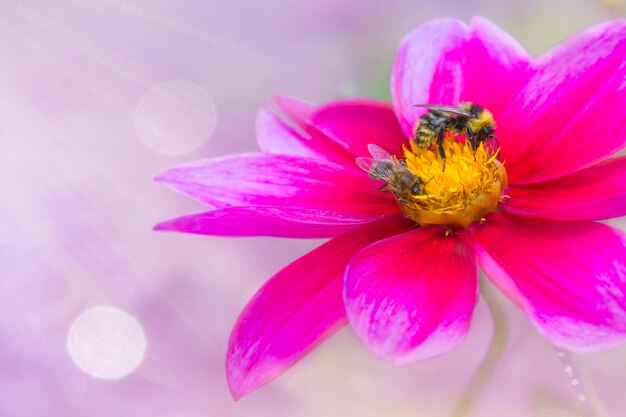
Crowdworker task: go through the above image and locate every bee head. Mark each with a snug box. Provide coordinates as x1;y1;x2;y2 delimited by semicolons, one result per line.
481;125;495;139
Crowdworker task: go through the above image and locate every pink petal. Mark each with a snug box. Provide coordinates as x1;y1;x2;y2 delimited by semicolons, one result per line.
473;213;626;351
154;206;385;238
462;17;531;139
500;20;626;184
227;216;415;399
503;156;626;221
344;226;478;365
155;153;398;215
272;95;314;129
308;99;407;158
390;17;531;140
391;18;468;137
255;107;322;158
256;107;353;164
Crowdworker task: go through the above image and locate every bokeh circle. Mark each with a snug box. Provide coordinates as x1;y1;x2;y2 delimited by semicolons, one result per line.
134;80;217;155
67;305;147;380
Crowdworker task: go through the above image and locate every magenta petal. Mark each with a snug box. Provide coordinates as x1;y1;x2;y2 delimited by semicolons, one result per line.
344;226;478;365
390;17;531;141
155;153;398;215
227;216;415;399
272;95;314;129
503;156;626;221
501;21;626;183
256;107;322;158
391;18;469;137
473;213;626;351
154;206;385;238
308;99;407;158
462;17;531;147
255;107;352;164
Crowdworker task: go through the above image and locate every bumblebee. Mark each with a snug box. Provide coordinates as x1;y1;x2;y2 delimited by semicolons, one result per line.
412;102;496;165
356;144;431;204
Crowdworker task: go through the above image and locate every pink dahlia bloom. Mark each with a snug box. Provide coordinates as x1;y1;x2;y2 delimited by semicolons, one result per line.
156;17;626;399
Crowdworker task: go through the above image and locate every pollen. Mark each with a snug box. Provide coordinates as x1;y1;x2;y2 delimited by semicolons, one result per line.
400;138;507;229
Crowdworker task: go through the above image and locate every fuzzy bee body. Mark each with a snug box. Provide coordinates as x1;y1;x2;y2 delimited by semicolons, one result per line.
412;102;496;164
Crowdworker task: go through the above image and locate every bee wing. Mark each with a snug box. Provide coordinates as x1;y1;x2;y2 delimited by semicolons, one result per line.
355;157;393;180
414;104;473;117
367;143;392;160
369;165;394;181
355;156;376;173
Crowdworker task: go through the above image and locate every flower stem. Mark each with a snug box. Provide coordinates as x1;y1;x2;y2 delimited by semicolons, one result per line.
451;278;510;417
553;348;608;417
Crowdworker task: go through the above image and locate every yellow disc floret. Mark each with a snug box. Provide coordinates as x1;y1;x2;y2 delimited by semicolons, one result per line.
401;138;507;229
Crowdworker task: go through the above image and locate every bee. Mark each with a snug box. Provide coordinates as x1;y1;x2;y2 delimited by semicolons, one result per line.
412;102;497;165
355;144;431;204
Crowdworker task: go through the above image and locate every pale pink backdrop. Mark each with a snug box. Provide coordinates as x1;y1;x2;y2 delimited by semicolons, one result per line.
1;1;626;416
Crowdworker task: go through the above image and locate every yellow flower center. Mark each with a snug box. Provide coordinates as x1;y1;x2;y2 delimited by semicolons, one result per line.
398;137;507;229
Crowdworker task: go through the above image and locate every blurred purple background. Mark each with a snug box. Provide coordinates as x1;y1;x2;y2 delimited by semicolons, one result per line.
2;1;626;416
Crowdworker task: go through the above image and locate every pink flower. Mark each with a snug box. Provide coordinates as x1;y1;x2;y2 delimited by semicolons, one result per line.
155;17;626;399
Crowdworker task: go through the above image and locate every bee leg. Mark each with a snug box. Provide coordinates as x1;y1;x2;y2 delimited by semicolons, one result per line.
488;135;500;154
378;182;389;192
392;191;409;205
466;125;477;160
435;127;446;171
